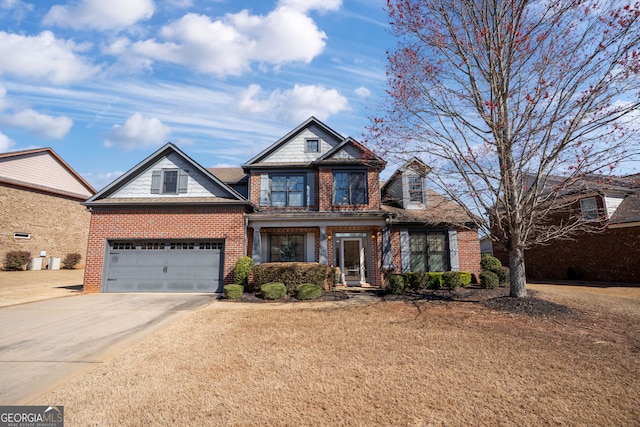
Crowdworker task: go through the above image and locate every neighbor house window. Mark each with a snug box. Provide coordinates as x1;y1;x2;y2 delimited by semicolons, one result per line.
13;232;30;239
269;234;305;262
580;197;599;220
408;176;424;203
409;232;449;272
271;175;305;207
333;171;367;205
306;139;319;152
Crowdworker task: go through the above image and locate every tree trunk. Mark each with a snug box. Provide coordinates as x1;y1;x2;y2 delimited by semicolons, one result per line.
509;248;527;298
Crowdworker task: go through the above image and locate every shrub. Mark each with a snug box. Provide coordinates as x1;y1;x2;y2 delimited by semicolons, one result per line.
480;270;499;289
406;272;430;290
295;283;323;300
251;263;330;293
62;253;82;269
4;251;31;271
443;271;463;290
332;267;341;287
223;284;244;299
496;267;510;287
480;255;502;272
233;256;254;287
459;272;472;286
387;274;406;294
260;282;287;300
427;272;443;289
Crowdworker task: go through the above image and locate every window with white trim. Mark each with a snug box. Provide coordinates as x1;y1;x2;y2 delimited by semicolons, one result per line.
408;176;423;203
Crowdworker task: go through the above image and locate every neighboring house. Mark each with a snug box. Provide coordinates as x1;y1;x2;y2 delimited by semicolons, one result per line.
82;117;481;293
498;174;640;283
0;148;95;269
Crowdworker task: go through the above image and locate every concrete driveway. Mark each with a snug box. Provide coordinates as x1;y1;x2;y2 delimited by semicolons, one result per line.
0;293;216;404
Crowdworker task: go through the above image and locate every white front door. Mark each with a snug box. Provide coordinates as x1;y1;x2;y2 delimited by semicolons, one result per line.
340;238;366;285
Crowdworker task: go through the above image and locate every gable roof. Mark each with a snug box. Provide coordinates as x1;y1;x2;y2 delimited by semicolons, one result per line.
0;147;95;200
381;157;431;193
313;137;385;168
84;143;251;208
382;189;477;227
243;117;344;168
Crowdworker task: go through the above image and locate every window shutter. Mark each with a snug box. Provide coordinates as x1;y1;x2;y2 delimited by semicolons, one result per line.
259;174;271;206
178;169;189;194
448;230;459;271
307;172;315;206
151;170;161;194
400;229;411;273
401;173;409;209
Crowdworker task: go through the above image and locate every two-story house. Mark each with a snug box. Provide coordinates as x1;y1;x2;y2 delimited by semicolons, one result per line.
82;117;480;293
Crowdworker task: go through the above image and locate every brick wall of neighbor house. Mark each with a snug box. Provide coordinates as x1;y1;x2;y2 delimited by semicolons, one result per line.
0;185;90;269
388;228;481;279
83;206;246;293
505;227;640;283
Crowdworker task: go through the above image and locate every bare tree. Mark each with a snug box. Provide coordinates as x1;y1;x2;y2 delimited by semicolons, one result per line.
369;0;640;297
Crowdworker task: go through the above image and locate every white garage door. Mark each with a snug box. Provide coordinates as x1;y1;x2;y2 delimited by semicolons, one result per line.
104;241;223;292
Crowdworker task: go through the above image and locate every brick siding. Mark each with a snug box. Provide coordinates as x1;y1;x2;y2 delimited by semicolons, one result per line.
0;185;90;269
83;206;246;293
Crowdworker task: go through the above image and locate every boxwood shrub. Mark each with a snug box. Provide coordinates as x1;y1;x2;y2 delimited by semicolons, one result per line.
233;256;254;287
223;284;244;299
480;255;502;272
496;266;510;287
480;270;499;289
252;262;330;293
387;274;406;294
427;272;443;289
260;282;287;300
443;271;463;290
295;283;323;300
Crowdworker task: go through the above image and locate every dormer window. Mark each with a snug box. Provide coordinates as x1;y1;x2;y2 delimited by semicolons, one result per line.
580;197;599;220
408;176;423;203
305;139;319;153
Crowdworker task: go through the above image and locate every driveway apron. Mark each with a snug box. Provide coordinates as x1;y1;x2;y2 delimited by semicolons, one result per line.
0;293;216;405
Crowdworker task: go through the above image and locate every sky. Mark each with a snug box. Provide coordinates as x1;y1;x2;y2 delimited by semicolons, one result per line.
0;0;395;190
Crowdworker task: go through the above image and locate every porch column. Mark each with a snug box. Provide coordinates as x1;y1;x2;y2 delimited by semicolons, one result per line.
319;227;328;265
252;227;262;265
381;226;395;271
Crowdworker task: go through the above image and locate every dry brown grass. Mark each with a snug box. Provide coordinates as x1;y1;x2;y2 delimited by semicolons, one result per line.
35;285;639;426
0;269;84;307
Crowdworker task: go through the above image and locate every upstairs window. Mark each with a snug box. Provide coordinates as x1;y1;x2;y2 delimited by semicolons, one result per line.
271;175;305;207
408;176;424;203
151;169;189;194
305;139;319;153
580;197;599;220
333;171;367;205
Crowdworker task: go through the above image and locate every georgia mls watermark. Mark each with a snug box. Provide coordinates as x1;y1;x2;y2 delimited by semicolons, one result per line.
0;406;63;427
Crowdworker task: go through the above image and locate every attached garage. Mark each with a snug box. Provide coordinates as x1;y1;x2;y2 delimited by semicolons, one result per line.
104;240;224;293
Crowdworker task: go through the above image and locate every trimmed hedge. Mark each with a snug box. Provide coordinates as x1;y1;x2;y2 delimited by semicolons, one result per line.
480;255;502;272
295;283;323;300
233;256;254;287
4;251;31;271
223;284;244;299
480;270;500;289
251;262;330;292
443;271;463;290
496;266;510;287
387;274;406;294
260;282;287;300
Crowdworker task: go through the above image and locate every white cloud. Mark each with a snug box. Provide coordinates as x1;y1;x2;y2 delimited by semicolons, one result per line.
237;84;349;122
2;109;73;139
129;5;331;76
354;86;370;98
0;31;97;84
0;131;14;152
104;112;171;150
43;0;154;31
278;0;342;13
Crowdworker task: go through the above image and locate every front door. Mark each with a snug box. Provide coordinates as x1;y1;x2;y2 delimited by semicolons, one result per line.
340;238;366;285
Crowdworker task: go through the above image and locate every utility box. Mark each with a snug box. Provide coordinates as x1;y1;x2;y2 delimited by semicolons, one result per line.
29;258;43;270
48;257;61;270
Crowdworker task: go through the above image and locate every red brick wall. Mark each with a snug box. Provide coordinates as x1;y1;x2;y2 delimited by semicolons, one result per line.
83;206;246;293
499;226;640;283
318;167;381;211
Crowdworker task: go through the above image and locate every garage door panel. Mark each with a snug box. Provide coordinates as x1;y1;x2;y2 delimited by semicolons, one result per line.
104;241;223;293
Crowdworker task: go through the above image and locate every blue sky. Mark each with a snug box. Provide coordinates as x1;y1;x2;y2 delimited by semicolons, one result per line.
0;0;394;190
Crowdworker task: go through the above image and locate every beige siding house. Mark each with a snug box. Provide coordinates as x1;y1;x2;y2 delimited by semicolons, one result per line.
0;148;95;270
